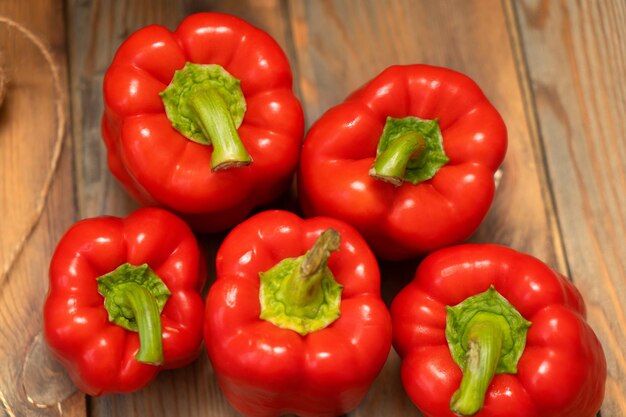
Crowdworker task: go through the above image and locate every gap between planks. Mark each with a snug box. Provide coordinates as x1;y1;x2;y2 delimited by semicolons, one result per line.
500;0;570;276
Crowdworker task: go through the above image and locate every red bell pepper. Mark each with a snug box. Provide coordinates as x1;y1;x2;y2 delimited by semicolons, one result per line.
391;244;606;417
102;13;304;232
298;64;507;260
44;208;206;395
204;210;392;417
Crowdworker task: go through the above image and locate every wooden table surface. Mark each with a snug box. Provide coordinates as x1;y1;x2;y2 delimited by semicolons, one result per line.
0;0;624;416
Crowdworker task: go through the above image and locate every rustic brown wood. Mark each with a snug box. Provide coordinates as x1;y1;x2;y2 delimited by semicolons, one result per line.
288;0;566;263
66;0;294;220
67;1;295;416
513;0;626;415
288;0;568;415
0;1;83;416
0;0;618;415
67;0;160;219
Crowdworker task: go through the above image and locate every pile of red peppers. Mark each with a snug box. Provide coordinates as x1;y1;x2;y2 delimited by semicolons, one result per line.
43;12;606;417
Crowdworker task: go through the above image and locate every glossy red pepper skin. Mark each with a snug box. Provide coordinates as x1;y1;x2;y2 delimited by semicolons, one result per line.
44;208;206;395
299;65;507;260
102;13;304;232
204;210;392;417
392;244;606;417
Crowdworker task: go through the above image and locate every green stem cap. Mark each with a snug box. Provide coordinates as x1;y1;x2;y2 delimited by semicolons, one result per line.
259;229;343;336
160;63;252;171
446;286;531;416
97;263;171;365
370;116;448;186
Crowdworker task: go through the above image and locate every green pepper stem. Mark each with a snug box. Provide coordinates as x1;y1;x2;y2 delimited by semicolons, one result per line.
450;317;504;415
275;229;341;316
369;132;426;186
117;282;164;365
190;89;252;171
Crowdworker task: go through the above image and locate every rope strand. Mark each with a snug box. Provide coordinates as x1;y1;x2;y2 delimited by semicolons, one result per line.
0;16;67;283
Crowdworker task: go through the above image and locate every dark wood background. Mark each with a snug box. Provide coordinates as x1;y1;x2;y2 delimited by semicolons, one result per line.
0;0;624;416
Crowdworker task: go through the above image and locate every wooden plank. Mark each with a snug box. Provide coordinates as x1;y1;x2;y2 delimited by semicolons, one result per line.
66;1;294;416
513;0;626;415
65;0;604;416
0;1;84;416
67;0;158;219
287;0;565;415
66;0;294;219
288;0;565;265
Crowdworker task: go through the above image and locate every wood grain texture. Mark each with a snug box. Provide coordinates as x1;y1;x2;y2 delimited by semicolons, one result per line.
67;0;161;219
287;0;565;266
66;0;294;219
287;0;566;415
51;0;623;416
513;0;626;415
67;1;294;416
0;0;83;416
